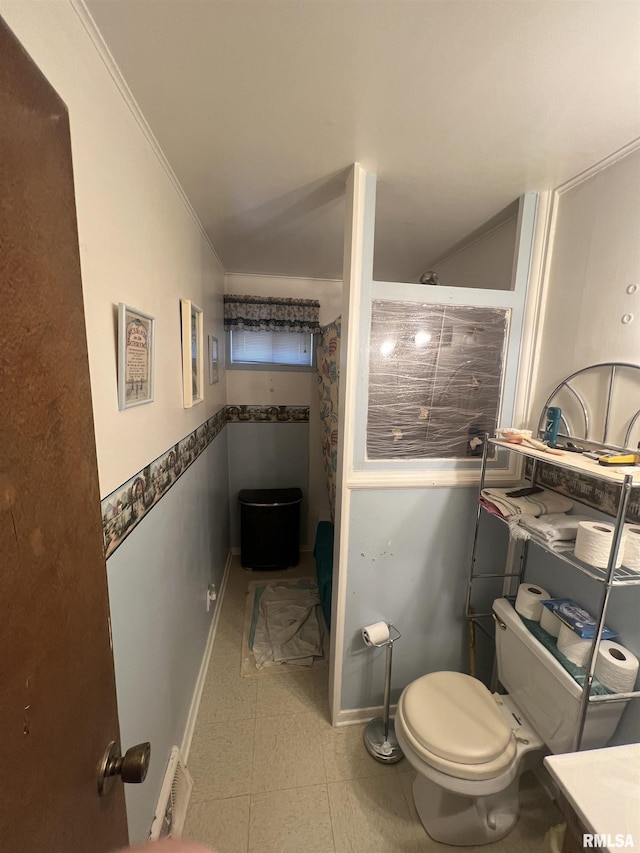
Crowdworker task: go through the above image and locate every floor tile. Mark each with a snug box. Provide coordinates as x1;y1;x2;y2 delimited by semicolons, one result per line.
198;656;257;723
213;613;244;659
186;555;560;853
322;723;401;783
189;717;255;803
203;644;243;680
256;669;322;716
311;667;331;723
217;587;247;625
251;712;326;793
328;775;430;853
248;784;335;853
184;795;250;853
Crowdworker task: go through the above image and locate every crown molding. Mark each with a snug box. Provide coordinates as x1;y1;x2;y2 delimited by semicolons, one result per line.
556;137;640;197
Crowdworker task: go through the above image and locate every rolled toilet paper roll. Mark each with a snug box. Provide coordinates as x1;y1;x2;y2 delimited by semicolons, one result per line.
595;640;640;693
557;623;592;667
540;605;561;638
362;621;390;646
574;521;625;569
514;583;550;621
622;526;640;571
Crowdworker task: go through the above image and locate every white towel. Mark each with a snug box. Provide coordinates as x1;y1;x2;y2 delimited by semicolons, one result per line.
480;487;573;519
509;513;595;549
252;583;325;670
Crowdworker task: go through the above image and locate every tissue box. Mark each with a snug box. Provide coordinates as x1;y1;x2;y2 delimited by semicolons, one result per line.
544;598;616;639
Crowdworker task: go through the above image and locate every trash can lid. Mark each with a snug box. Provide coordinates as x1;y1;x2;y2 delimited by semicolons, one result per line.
238;488;302;506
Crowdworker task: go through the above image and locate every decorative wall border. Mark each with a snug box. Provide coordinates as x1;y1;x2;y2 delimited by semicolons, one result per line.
225;404;309;423
101;404;310;558
102;407;227;558
530;460;640;523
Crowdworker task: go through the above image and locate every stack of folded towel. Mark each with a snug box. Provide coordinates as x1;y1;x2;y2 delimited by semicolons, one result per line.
508;513;596;552
480;486;595;552
480;487;574;519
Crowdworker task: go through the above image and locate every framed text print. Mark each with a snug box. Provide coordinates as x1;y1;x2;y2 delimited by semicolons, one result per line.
181;299;204;407
208;335;219;385
117;303;155;410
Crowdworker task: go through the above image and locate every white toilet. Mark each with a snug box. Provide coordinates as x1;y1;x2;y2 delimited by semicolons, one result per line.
394;597;627;847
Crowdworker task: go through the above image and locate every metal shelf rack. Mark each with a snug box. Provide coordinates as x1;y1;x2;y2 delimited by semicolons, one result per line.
466;436;640;751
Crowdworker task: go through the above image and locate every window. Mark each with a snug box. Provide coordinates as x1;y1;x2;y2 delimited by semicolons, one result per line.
223;294;320;370
228;329;315;369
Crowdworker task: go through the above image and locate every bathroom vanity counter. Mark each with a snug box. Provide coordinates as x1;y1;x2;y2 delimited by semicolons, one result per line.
545;744;640;850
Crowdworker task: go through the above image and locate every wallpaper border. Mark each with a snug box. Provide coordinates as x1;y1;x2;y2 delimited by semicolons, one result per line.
226;404;309;423
101;408;227;559
101;404;310;558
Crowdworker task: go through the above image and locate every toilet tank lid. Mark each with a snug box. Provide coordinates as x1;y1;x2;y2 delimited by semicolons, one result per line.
401;671;513;765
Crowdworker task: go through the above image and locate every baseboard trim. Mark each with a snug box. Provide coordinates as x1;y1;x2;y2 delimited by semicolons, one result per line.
334;704;398;727
180;550;233;762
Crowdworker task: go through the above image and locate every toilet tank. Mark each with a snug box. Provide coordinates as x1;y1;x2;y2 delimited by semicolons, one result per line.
493;598;626;753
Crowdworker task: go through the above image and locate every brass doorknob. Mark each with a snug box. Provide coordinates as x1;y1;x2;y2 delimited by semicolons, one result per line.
98;740;151;797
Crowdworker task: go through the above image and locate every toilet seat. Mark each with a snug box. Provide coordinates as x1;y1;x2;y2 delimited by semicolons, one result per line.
397;671;517;781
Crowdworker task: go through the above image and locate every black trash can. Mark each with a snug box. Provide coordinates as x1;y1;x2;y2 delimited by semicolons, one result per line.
239;488;303;570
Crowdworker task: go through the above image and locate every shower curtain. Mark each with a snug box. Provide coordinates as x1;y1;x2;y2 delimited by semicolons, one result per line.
316;318;341;522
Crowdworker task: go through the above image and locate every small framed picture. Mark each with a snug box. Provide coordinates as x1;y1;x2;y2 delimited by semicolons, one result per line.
181;299;204;407
117;304;155;410
208;335;219;385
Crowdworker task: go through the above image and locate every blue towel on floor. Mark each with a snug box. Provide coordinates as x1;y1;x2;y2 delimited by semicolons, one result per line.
314;521;334;629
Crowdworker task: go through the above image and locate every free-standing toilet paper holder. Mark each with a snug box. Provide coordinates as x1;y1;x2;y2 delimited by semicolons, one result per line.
363;623;404;764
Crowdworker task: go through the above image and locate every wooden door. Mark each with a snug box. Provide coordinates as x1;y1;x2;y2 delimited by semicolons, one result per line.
0;17;129;852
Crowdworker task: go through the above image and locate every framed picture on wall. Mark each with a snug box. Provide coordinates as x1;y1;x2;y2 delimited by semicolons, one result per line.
208;335;219;385
181;299;204;407
117;303;155;410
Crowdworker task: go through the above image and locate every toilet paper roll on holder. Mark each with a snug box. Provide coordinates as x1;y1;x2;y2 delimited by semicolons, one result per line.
362;623;404;764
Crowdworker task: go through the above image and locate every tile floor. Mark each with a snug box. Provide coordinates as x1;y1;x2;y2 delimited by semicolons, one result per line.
184;553;562;853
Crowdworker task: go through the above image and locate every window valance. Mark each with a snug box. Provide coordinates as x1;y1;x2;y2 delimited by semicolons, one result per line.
223;294;320;333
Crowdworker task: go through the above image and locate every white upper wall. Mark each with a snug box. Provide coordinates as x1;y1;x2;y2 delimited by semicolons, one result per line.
0;0;227;497
224;272;342;405
531;146;640;426
428;215;518;291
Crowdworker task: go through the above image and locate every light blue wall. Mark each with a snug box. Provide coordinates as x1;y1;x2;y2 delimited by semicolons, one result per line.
227;423;310;549
341;485;640;748
106;430;230;842
341;486;509;710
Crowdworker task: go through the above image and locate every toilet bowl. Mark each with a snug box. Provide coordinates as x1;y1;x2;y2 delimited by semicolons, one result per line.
395;598;628;847
395;670;543;846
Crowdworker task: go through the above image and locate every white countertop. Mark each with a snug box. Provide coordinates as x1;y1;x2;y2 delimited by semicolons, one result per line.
545;744;640;850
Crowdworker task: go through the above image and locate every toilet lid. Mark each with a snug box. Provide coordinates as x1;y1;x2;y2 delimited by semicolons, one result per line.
401;671;513;765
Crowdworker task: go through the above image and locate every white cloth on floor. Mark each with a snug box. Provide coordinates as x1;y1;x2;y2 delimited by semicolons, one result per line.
252;583;325;670
508;513;595;550
480;487;573;519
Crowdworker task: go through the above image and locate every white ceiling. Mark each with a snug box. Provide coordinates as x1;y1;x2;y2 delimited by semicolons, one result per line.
86;0;640;283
